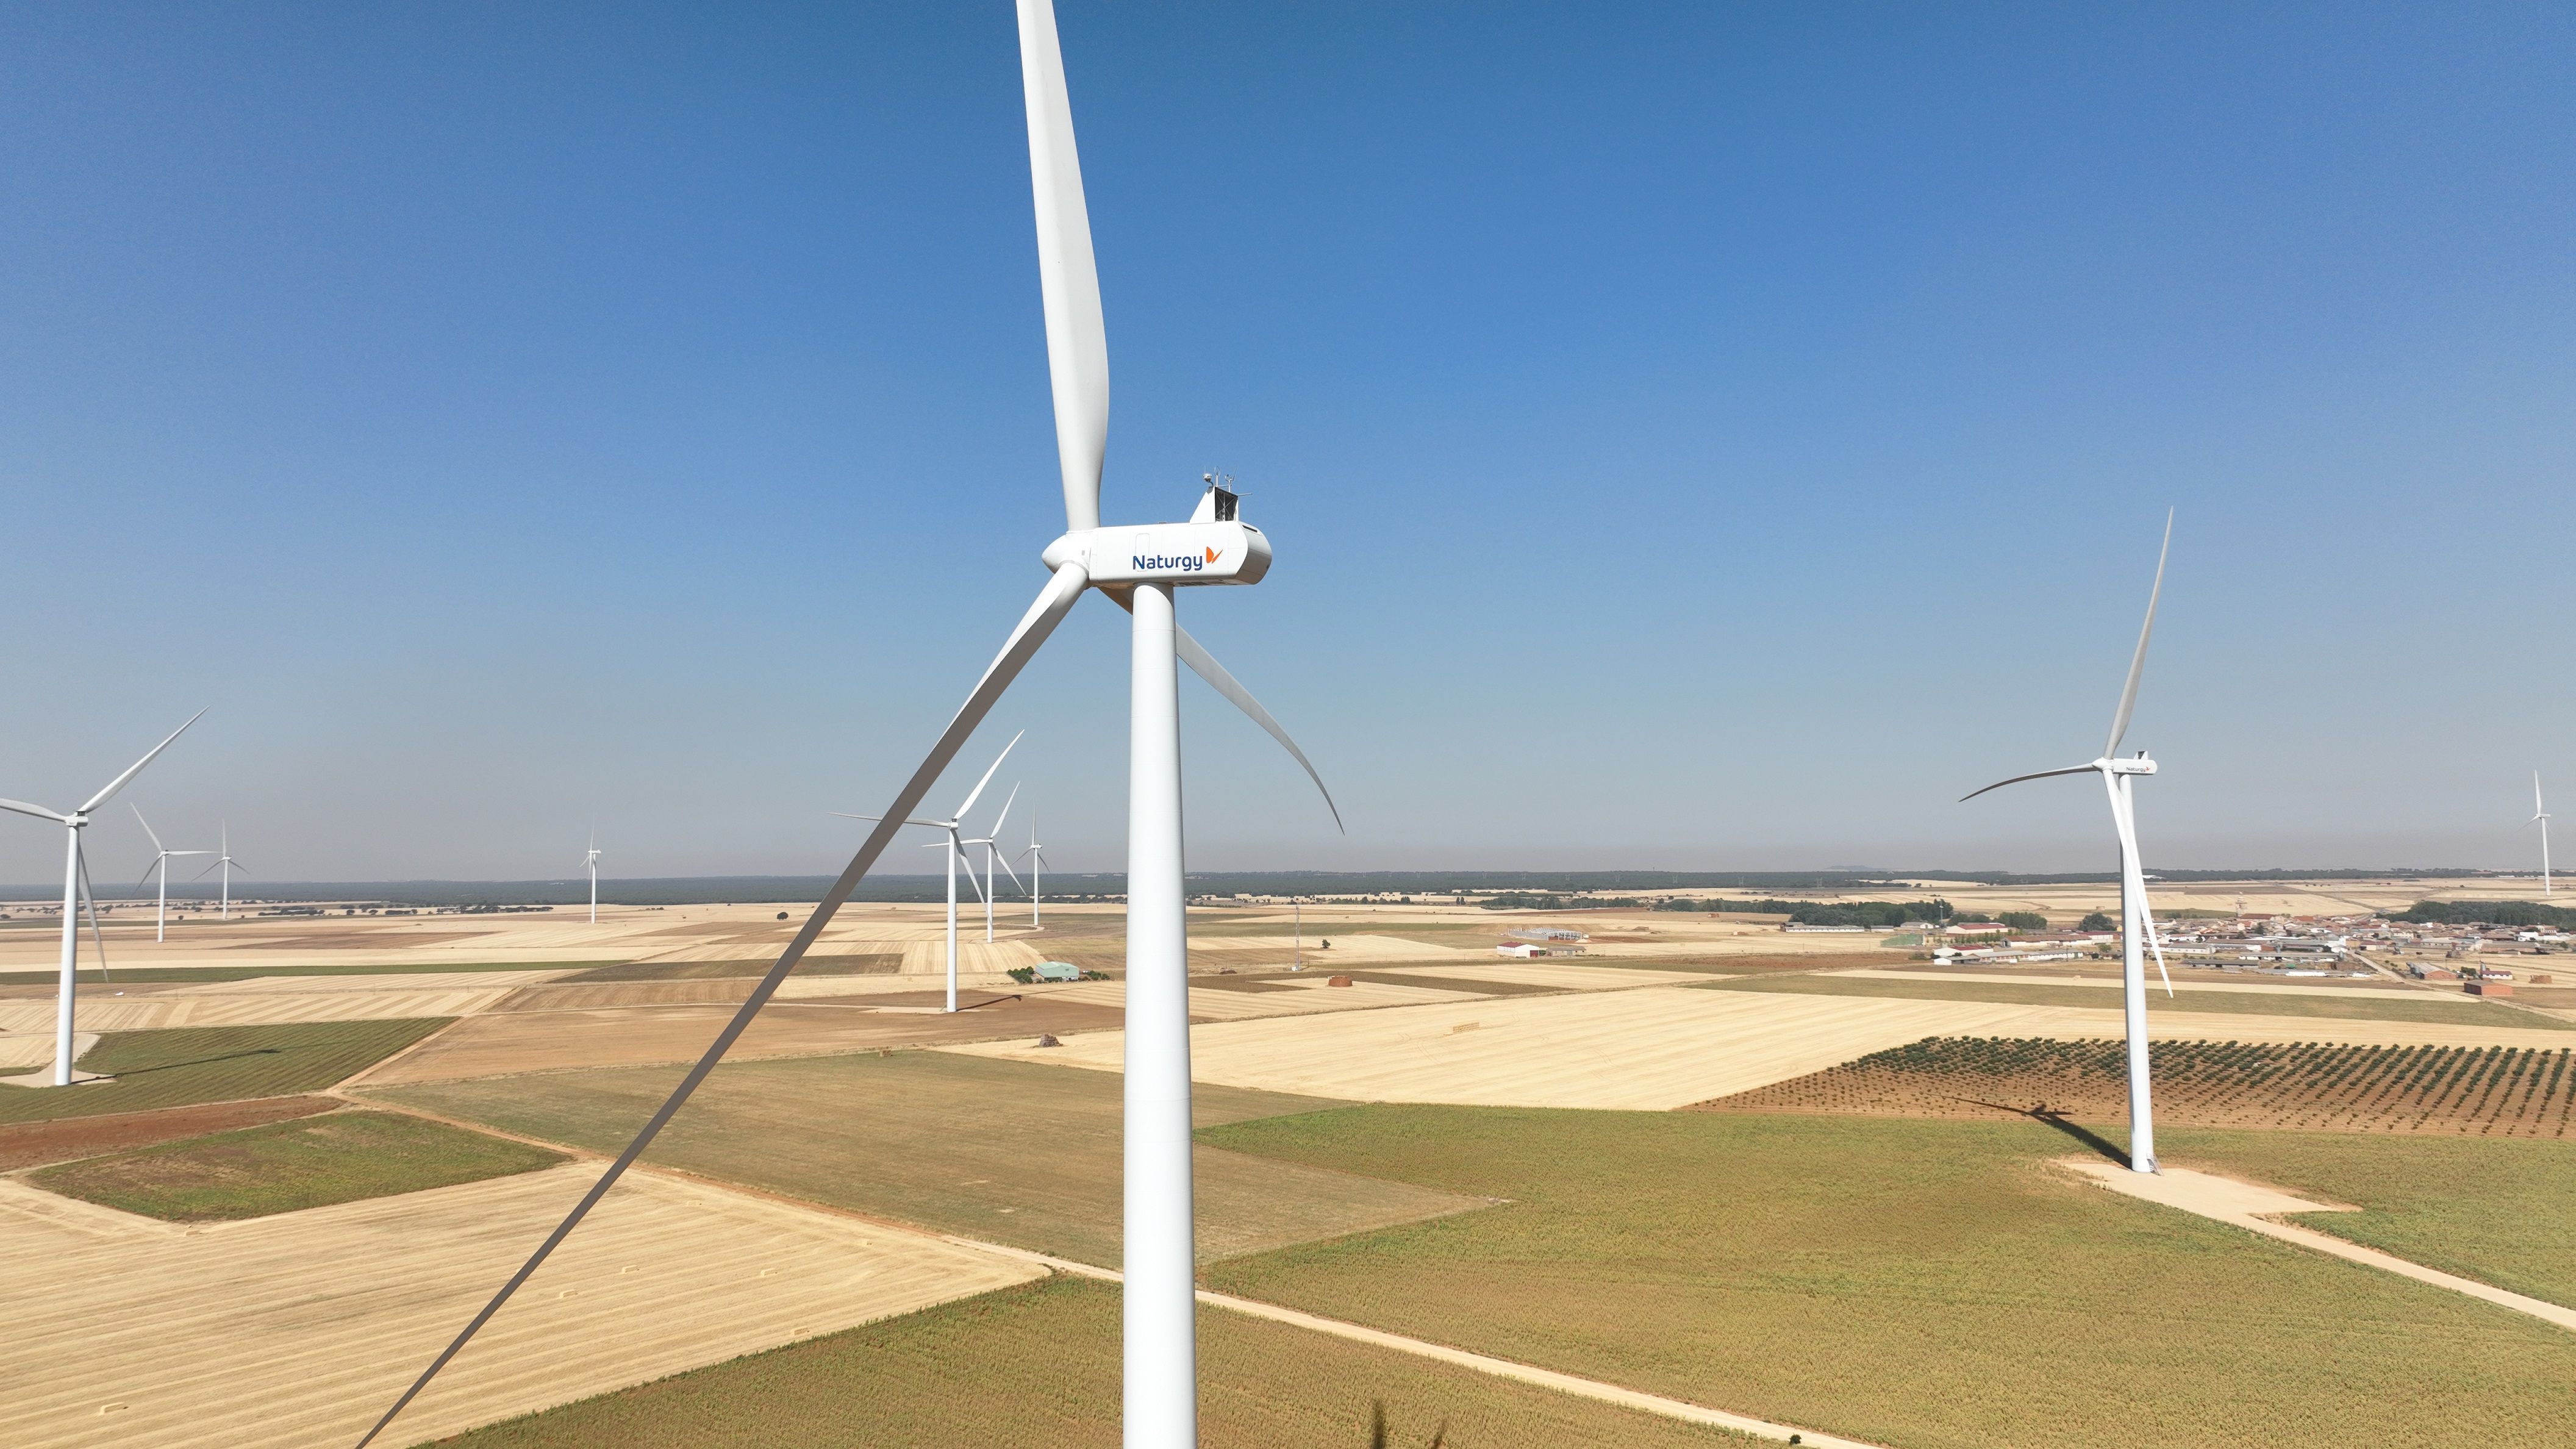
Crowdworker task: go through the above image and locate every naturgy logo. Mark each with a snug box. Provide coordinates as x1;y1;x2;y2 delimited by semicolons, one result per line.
1131;546;1223;573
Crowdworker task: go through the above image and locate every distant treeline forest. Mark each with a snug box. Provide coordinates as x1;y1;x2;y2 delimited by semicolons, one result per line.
2396;900;2576;929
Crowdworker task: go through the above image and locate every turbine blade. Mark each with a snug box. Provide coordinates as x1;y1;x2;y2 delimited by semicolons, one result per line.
190;858;223;882
1134;614;1343;832
77;843;110;984
1018;0;1107;534
354;559;1090;1449
80;708;206;815
131;803;166;853
959;845;989;905
989;781;1020;839
1958;763;2098;802
2104;511;2171;759
954;730;1026;822
2144;909;2173;998
0;798;68;823
992;849;1024;894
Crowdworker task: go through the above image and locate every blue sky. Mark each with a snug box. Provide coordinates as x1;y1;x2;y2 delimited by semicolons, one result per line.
3;2;2570;886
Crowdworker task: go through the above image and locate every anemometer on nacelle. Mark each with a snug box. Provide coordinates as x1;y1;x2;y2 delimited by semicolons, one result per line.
1039;473;1272;587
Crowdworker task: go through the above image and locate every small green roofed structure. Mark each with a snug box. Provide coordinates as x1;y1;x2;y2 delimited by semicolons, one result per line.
1032;961;1082;982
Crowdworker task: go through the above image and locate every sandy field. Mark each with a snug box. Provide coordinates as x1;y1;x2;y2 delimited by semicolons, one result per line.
947;984;2576;1112
0;1162;1040;1449
358;994;1131;1086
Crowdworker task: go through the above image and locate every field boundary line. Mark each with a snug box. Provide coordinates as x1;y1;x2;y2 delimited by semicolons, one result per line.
938;1234;1883;1447
2063;1159;2576;1333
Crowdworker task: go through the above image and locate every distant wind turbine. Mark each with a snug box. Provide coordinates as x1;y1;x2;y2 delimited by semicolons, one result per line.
584;831;603;922
964;782;1024;943
2535;774;2553;897
838;731;1022;1014
132;805;210;942
0;710;205;1087
1018;808;1051;928
1964;512;2175;1174
193;823;246;920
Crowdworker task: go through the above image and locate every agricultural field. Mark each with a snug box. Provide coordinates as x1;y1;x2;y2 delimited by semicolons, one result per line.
0;959;613;987
370;1050;1484;1266
429;1275;1753;1449
1199;1106;2576;1449
0;1017;451;1124
2160;1128;2576;1310
30;1108;562;1220
1697;1037;2576;1137
1705;971;2572;1029
0;1095;337;1170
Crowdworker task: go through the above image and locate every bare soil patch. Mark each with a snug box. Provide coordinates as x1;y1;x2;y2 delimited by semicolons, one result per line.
1695;1037;2576;1136
365;996;1128;1085
0;1095;339;1171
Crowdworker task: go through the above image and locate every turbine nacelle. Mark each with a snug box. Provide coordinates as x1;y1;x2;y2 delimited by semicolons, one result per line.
1041;520;1272;587
2104;754;2157;777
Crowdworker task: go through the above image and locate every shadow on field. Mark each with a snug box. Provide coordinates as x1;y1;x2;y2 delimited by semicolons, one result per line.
107;1048;284;1078
1958;1096;2133;1169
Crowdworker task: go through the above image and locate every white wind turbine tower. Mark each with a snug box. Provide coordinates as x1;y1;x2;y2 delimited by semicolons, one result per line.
2529;774;2553;897
964;782;1025;943
194;824;247;920
1018;808;1051;928
0;711;204;1087
132;805;210;942
362;5;1339;1442
1964;513;2176;1175
840;732;1023;1015
584;832;603;922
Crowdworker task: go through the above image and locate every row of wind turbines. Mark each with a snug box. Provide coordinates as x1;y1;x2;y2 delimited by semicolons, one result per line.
1;711;249;1088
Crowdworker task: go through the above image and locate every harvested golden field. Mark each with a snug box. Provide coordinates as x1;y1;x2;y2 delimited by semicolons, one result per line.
1200;1106;2576;1449
429;1275;1755;1449
362;995;1124;1084
1695;1037;2576;1137
0;1163;1040;1448
371;1051;1482;1267
1708;971;2572;1030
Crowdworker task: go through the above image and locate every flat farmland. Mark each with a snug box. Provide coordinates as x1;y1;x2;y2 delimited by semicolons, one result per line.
31;1109;564;1220
1200;1106;2576;1449
945;986;2125;1109
0;1095;340;1170
0;1018;451;1124
429;1274;1754;1449
361;995;1123;1084
1708;971;2573;1030
0;1163;1040;1449
371;1050;1484;1266
1697;1037;2576;1138
2160;1128;2576;1309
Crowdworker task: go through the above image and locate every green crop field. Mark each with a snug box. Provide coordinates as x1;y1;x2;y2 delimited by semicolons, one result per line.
370;1050;1483;1266
2164;1128;2576;1310
0;1018;453;1125
428;1274;1749;1449
1703;971;2573;1028
1200;1107;2576;1449
30;1108;562;1220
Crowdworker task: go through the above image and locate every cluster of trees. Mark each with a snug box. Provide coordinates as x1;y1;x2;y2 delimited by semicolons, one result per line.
1479;893;1644;911
1651;897;1956;929
2395;900;2576;929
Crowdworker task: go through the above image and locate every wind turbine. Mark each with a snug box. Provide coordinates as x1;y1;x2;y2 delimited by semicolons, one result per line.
132;805;210;942
2534;775;2553;897
360;5;1340;1443
584;831;603;923
193;824;246;920
965;782;1024;943
0;711;204;1087
1018;807;1051;928
839;732;1022;1015
1964;513;2175;1175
